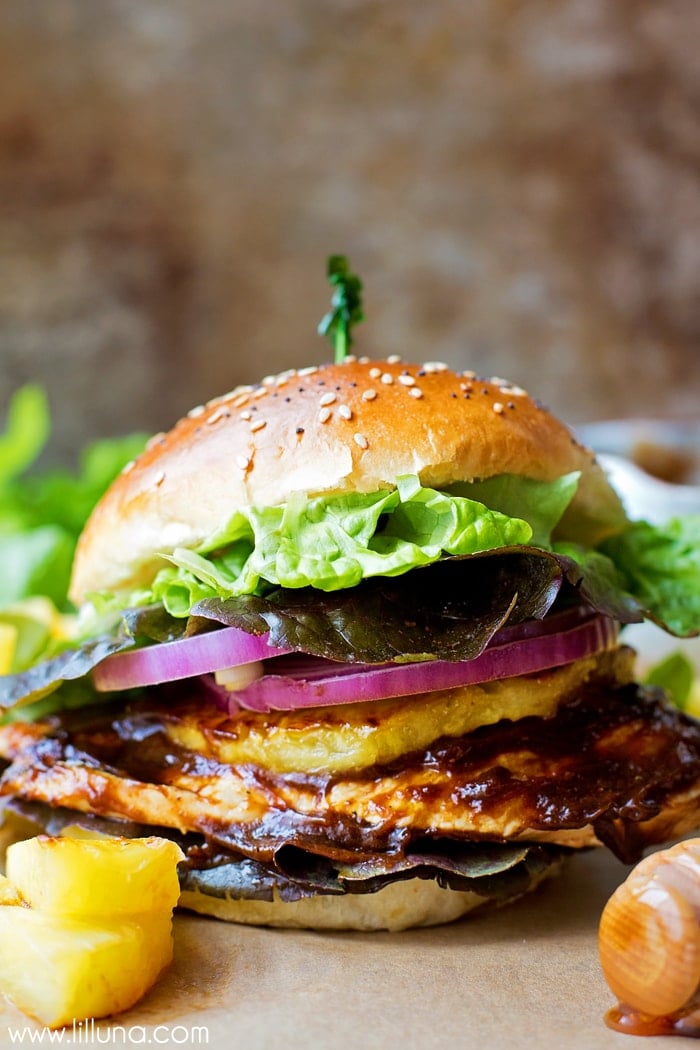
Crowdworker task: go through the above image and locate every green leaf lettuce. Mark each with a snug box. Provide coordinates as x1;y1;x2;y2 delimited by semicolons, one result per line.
0;385;147;612
600;516;700;637
139;474;566;617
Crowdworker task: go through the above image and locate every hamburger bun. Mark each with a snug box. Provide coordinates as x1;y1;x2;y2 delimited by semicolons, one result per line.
70;358;625;602
178;861;561;931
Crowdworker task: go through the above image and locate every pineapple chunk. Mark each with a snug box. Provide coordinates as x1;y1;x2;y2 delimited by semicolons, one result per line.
6;834;182;917
0;873;23;906
0;908;173;1028
0;834;184;1028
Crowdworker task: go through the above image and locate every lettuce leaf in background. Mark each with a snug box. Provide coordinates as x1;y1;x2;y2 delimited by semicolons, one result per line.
0;384;147;675
0;527;74;610
554;531;700;640
0;384;147;611
644;651;695;711
600;516;700;638
0;386;50;494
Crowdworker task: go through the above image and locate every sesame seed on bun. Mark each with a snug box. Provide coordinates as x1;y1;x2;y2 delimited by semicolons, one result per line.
69;357;626;603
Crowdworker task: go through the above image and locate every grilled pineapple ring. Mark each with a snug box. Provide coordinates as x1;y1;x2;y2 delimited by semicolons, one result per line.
162;651;632;776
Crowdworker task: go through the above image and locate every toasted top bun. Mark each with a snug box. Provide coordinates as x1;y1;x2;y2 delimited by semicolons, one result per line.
70;358;626;602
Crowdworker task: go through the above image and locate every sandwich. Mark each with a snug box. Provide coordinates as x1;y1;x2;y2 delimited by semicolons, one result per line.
1;263;699;931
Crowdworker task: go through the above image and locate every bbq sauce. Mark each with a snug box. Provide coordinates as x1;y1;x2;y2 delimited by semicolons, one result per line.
605;1001;700;1039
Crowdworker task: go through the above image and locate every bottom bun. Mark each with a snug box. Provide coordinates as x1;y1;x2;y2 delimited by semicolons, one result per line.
178;862;564;932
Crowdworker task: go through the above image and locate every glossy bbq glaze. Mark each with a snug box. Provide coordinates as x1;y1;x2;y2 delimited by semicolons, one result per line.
606;1002;700;1038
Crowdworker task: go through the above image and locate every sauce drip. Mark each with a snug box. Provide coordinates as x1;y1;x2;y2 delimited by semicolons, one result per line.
606;1001;700;1039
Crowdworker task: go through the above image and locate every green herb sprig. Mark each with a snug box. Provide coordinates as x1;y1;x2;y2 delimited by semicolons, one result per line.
317;255;364;363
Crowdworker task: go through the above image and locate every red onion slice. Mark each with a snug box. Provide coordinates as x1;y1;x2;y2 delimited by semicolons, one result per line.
220;613;620;713
92;626;291;691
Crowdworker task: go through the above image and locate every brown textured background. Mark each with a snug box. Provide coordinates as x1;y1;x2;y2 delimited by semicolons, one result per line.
0;1;698;465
